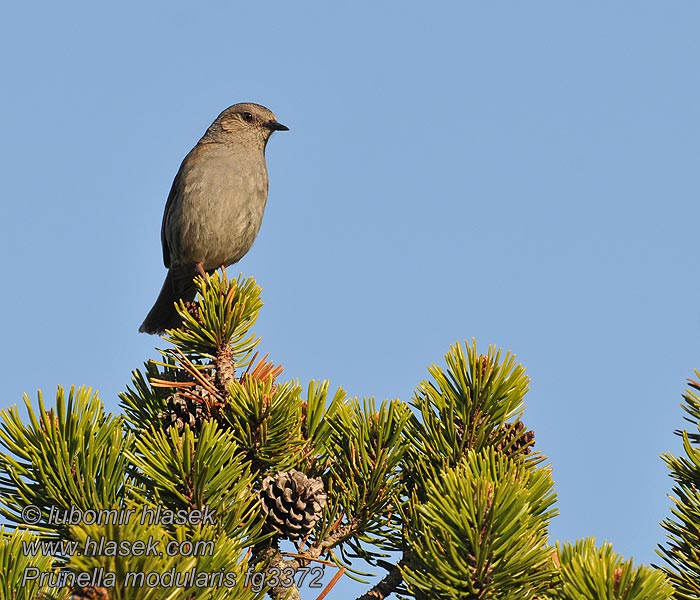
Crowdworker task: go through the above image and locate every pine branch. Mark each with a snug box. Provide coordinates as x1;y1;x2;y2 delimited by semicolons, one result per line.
354;560;404;600
214;341;236;398
251;518;361;600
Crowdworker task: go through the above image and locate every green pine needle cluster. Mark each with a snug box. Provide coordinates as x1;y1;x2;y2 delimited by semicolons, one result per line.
0;527;58;600
402;448;557;599
0;271;693;599
0;387;129;536
558;539;673;600
658;374;700;598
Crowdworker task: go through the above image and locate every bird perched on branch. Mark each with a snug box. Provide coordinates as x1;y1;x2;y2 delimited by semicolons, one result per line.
140;102;288;334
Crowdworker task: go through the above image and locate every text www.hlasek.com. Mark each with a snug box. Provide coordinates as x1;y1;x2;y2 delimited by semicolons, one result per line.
22;535;209;558
20;503;324;590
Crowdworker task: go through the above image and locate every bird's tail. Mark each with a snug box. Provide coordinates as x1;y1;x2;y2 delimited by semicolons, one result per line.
139;268;197;334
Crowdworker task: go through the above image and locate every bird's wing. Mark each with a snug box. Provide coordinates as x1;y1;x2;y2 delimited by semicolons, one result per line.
160;162;184;269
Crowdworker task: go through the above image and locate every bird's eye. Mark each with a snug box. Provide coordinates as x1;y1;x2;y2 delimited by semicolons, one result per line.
242;112;254;122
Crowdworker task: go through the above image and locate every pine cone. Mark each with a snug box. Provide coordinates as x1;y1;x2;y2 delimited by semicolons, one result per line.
71;586;110;600
158;388;210;433
493;421;535;456
259;469;327;539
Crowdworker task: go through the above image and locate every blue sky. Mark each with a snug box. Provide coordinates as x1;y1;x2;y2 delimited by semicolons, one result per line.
1;1;698;595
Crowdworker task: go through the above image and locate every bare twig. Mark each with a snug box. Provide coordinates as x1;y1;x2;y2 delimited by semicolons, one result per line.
315;567;346;600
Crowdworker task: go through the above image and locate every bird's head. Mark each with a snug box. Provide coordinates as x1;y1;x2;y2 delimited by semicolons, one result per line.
204;102;288;149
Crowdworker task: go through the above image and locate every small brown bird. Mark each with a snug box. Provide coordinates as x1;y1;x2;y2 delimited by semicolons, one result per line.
139;102;288;334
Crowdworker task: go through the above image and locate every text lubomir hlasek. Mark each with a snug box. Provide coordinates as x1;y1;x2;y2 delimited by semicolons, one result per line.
45;504;216;527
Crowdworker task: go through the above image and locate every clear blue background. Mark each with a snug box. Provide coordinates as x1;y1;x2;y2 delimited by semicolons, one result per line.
1;1;698;595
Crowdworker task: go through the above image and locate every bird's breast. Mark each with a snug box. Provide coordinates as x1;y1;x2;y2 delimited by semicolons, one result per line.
166;145;270;269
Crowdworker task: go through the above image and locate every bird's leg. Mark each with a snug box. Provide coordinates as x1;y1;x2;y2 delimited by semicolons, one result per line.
196;262;207;278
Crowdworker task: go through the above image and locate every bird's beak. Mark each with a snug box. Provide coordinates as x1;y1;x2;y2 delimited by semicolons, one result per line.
266;120;289;132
